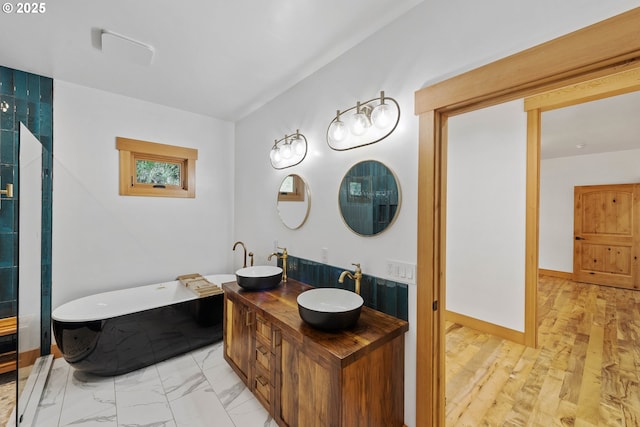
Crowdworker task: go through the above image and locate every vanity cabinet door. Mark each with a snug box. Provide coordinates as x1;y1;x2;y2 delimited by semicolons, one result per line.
224;296;253;384
275;329;337;427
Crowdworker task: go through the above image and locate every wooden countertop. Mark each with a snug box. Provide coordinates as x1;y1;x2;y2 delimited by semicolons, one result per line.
222;280;409;367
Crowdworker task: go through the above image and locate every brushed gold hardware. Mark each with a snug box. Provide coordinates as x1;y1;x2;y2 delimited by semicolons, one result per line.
339;263;362;295
256;375;268;386
0;183;13;199
268;247;288;282
233;241;250;268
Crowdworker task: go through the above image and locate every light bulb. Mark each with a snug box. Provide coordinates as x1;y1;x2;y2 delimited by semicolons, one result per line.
270;146;281;164
328;111;348;143
280;142;292;159
292;136;305;156
371;102;393;129
350;111;370;136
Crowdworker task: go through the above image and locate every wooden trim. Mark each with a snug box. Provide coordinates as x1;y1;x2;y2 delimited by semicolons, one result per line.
415;8;640;427
415;8;640;115
524;64;640;112
524;109;540;348
416;110;444;427
0;344;62;374
0;316;16;337
0;360;15;375
116;137;198;159
445;311;525;345
0;317;17;374
539;269;573;280
18;348;40;368
51;344;62;359
19;344;62;368
116;136;197;198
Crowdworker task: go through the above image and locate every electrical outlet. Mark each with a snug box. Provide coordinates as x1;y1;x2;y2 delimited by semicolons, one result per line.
321;247;328;263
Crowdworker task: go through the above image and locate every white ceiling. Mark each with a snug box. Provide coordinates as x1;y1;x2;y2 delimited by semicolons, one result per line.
542;90;640;159
0;0;423;121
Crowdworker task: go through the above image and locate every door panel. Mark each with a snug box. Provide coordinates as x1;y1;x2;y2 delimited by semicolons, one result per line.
574;184;640;290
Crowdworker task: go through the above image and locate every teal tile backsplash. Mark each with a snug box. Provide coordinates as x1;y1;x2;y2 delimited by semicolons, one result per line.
278;254;409;321
0;65;53;355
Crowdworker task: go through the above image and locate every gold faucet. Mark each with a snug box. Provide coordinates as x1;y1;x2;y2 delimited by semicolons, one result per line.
339;263;362;295
232;241;248;268
268;247;288;282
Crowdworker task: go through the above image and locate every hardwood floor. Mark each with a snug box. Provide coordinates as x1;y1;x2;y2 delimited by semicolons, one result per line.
446;275;640;427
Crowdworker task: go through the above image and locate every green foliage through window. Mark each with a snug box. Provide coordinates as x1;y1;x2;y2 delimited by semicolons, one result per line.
136;159;181;185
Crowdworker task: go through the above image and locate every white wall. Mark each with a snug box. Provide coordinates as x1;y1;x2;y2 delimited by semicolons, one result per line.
447;100;527;331
52;80;235;309
540;148;640;272
233;2;640;425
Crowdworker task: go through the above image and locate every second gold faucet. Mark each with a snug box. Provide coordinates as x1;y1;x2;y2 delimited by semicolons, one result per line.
268;247;288;282
232;241;254;268
339;263;362;295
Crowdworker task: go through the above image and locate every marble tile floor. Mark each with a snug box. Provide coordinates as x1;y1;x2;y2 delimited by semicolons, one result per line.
30;341;279;427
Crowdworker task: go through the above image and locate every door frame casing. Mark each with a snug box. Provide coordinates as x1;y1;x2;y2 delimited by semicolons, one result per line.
414;8;640;427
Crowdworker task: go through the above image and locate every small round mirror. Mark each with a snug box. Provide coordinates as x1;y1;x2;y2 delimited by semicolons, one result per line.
277;174;311;229
338;160;400;236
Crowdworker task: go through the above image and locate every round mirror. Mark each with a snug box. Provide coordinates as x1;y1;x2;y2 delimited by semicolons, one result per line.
338;160;400;236
277;174;311;229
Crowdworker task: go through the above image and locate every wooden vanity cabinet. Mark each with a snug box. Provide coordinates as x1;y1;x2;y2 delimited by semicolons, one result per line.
223;297;253;384
223;280;409;427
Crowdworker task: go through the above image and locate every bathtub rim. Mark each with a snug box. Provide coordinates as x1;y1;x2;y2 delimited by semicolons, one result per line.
52;273;235;323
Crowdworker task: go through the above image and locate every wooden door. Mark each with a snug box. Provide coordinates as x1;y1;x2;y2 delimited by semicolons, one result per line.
573;184;640;290
224;297;252;383
275;330;334;427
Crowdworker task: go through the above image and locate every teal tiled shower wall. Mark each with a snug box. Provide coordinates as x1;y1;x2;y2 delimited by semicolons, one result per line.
278;254;409;321
0;66;53;354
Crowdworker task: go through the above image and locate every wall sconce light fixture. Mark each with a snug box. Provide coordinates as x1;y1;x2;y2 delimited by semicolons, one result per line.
270;130;307;169
326;91;400;151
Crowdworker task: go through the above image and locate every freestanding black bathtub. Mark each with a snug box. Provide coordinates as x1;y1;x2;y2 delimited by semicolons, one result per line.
52;274;235;376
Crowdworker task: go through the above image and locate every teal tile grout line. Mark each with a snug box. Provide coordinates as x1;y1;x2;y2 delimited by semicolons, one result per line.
278;254;408;321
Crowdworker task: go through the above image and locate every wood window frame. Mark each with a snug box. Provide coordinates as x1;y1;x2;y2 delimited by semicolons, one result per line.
414;8;640;426
116;137;198;198
277;174;305;202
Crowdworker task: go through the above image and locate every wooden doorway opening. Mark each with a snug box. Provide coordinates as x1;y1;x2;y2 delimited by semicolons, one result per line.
414;8;640;427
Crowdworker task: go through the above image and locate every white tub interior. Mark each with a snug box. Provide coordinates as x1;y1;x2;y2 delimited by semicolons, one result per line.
52;274;236;322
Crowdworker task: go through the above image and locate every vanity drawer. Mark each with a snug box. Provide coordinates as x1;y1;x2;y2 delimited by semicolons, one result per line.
255;341;270;371
254;368;271;404
255;315;271;343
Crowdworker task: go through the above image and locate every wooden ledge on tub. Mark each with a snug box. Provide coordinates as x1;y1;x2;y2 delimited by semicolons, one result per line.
177;273;224;297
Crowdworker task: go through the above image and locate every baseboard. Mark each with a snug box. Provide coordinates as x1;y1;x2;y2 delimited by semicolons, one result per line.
18;344;62;369
50;344;62;358
445;310;525;345
18;348;41;367
538;269;573;279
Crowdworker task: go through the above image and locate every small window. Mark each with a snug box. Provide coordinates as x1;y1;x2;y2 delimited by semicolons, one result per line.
116;137;197;198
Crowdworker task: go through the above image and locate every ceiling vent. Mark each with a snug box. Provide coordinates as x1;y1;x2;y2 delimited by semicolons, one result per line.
100;30;154;66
